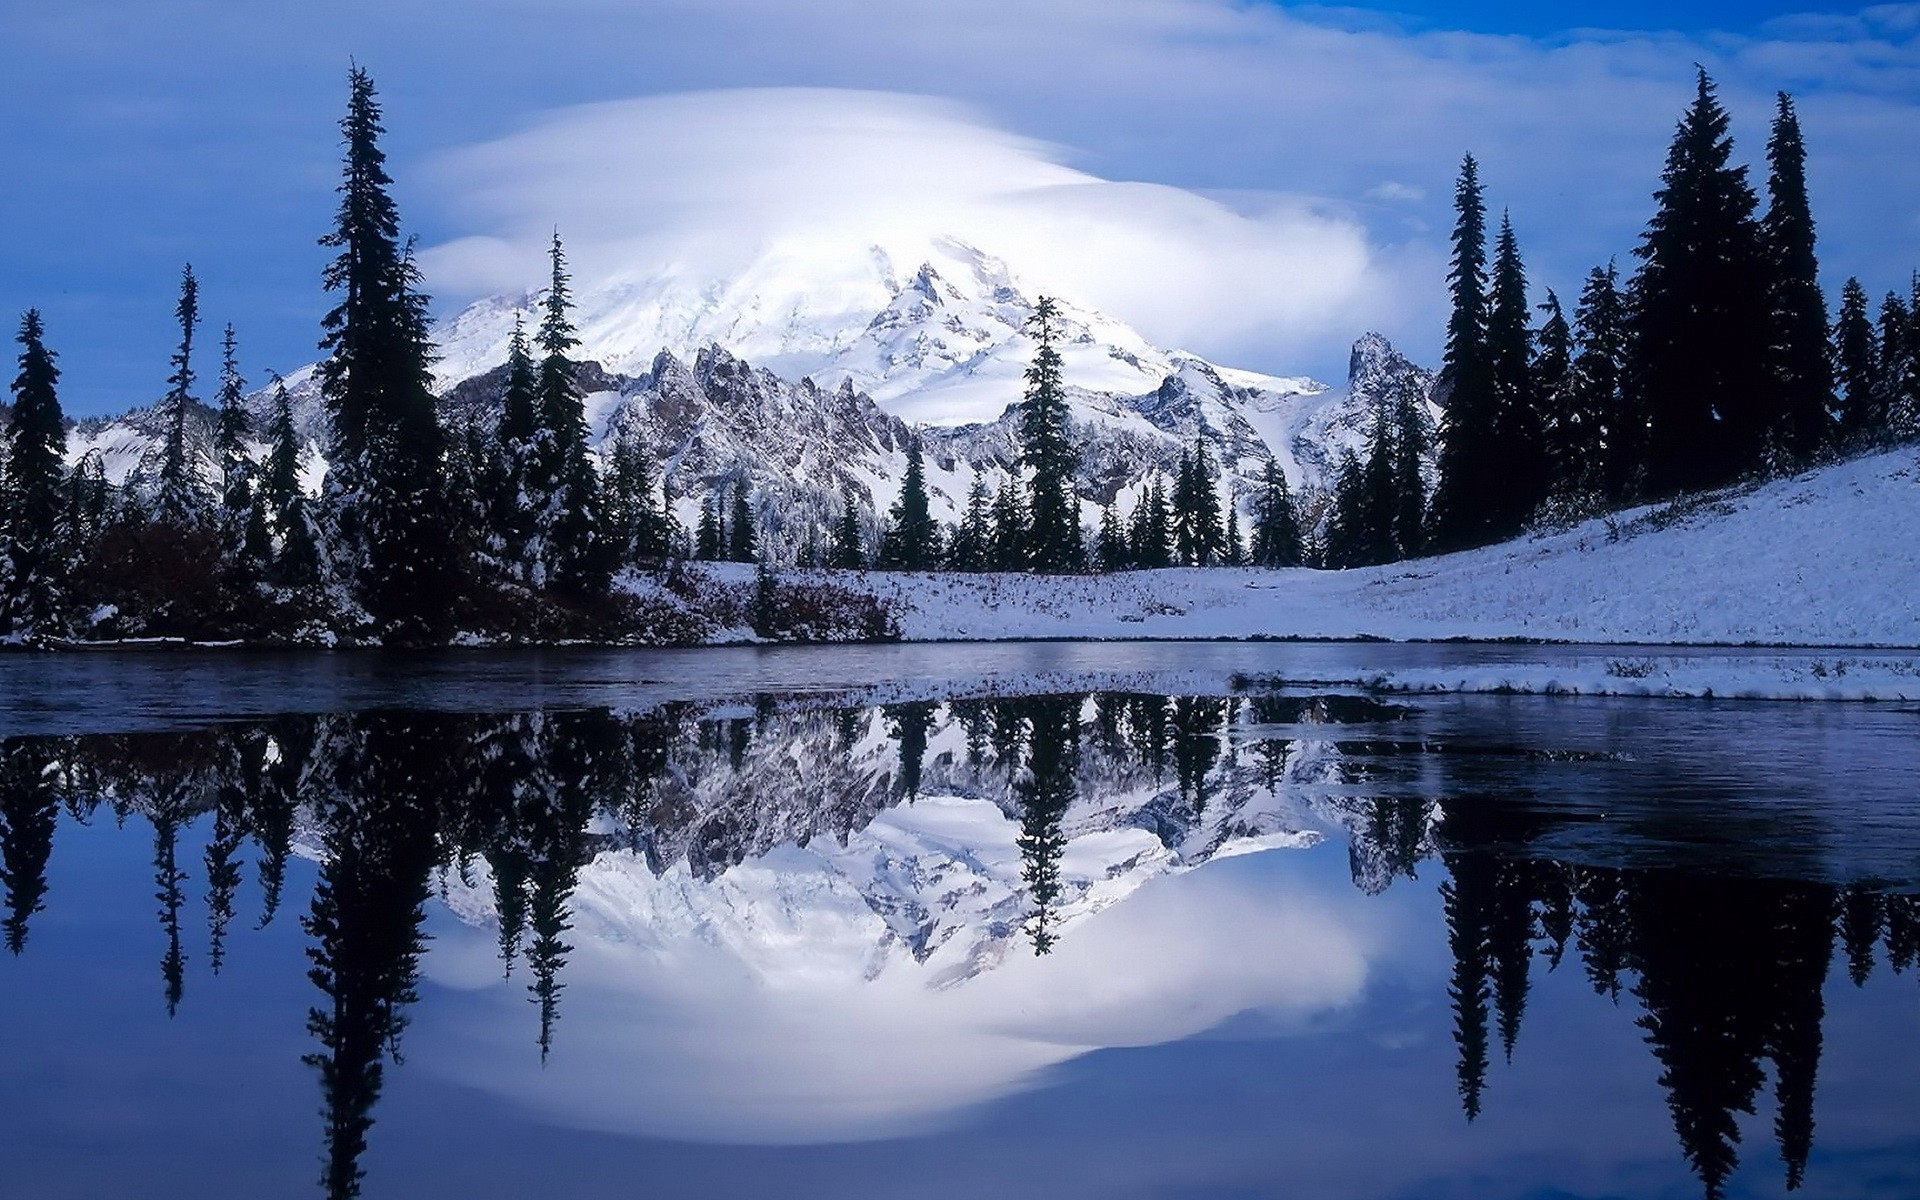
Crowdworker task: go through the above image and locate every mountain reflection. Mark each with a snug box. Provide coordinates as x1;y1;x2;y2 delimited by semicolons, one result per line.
0;691;1914;1198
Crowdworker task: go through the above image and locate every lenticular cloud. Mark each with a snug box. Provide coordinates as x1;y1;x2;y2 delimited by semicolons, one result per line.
417;87;1414;376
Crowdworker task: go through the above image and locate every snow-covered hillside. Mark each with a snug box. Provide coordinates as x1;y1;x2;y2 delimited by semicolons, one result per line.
739;447;1920;651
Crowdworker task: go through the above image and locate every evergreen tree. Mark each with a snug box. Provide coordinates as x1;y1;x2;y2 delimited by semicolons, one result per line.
989;476;1027;571
1629;69;1773;495
317;68;456;641
694;494;722;561
1433;154;1499;549
3;311;68;637
63;452;112;567
727;482;756;563
1324;450;1366;569
1392;377;1431;557
948;475;992;572
1762;93;1835;461
213;325;270;578
1533;289;1580;496
1833;278;1881;441
496;315;539;574
1570;263;1636;498
1096;504;1128;572
262;380;319;586
1171;448;1197;564
881;438;936;570
1223;503;1245;567
1019;299;1081;572
829;490;865;569
533;234;605;593
1359;394;1400;564
1188;438;1225;566
1249;457;1302;568
155;264;206;528
598;431;670;566
1487;214;1548;531
1880;288;1918;436
1129;476;1173;569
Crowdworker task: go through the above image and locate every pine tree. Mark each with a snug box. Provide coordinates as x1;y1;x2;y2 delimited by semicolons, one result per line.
3;311;68;637
1833;278;1881;441
317;67;456;641
1629;69;1773;495
1249;457;1302;568
261;380;319;586
1391;377;1430;557
1019;299;1081;572
1172;448;1197;565
694;494;722;561
1188;438;1225;566
948;475;992;572
1488;214;1548;531
598;431;670;567
1533;289;1579;497
1432;154;1498;549
881;438;936;570
726;482;756;563
1223;502;1245;567
1360;393;1400;564
989;476;1027;571
1570;263;1636;499
829;490;865;569
1324;450;1367;569
1762;93;1835;461
155;264;206;528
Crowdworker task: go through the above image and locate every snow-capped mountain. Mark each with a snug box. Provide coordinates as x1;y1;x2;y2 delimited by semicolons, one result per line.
61;236;1440;558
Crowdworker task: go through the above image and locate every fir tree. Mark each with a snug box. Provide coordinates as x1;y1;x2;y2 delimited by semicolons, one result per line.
1096;504;1128;572
1570;263;1636;498
1249;457;1302;568
948;475;992;572
213;325;269;578
989;476;1027;571
1833;278;1881;441
881;438;936;570
1533;289;1579;496
155;264;206;528
1762;93;1835;461
1188;438;1225;566
1360;393;1400;564
694;494;722;561
3;311;68;637
727;482;756;564
496;315;539;574
1019;299;1081;572
1487;214;1548;531
1879;291;1916;437
533;234;605;592
1629;69;1773;495
262;380;319;587
829;490;865;569
1392;378;1431;557
1324;449;1367;569
1223;502;1245;567
317;68;456;641
1432;154;1498;549
599;431;669;567
1129;476;1173;569
1827;276;1873;439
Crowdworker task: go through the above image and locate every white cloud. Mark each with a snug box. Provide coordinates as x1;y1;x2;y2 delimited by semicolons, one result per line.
417;87;1422;378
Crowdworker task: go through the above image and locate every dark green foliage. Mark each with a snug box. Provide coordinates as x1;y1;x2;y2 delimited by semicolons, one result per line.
1832;278;1880;439
214;325;270;580
533;235;606;593
3;310;68;637
262;380;319;587
1762;93;1835;461
1323;450;1366;569
1432;155;1499;549
598;432;673;567
155;264;207;529
727;482;756;564
829;490;865;569
1533;289;1579;496
0;740;59;954
880;438;937;570
989;476;1027;571
1392;380;1431;557
1173;438;1225;566
695;494;722;561
1878;289;1917;436
1487;214;1548;531
1127;475;1173;569
1011;696;1079;954
1248;457;1302;568
1018;299;1082;573
317;68;457;642
1629;69;1773;495
496;316;539;571
1570;264;1636;498
947;475;992;571
1096;504;1128;572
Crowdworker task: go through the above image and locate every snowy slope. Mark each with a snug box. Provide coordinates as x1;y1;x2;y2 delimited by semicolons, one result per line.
778;447;1920;650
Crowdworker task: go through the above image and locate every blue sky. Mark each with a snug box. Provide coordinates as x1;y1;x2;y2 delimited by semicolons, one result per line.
5;2;1920;415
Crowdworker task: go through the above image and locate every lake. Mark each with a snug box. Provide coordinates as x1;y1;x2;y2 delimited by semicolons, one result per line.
1;643;1916;1199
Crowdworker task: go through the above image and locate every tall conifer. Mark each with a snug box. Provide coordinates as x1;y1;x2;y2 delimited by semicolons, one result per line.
1019;299;1081;572
1833;278;1880;440
533;234;604;592
155;265;206;528
1762;93;1834;460
3;312;68;637
1433;155;1498;549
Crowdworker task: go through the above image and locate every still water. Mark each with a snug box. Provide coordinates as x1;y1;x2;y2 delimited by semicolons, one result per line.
0;644;1916;1200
